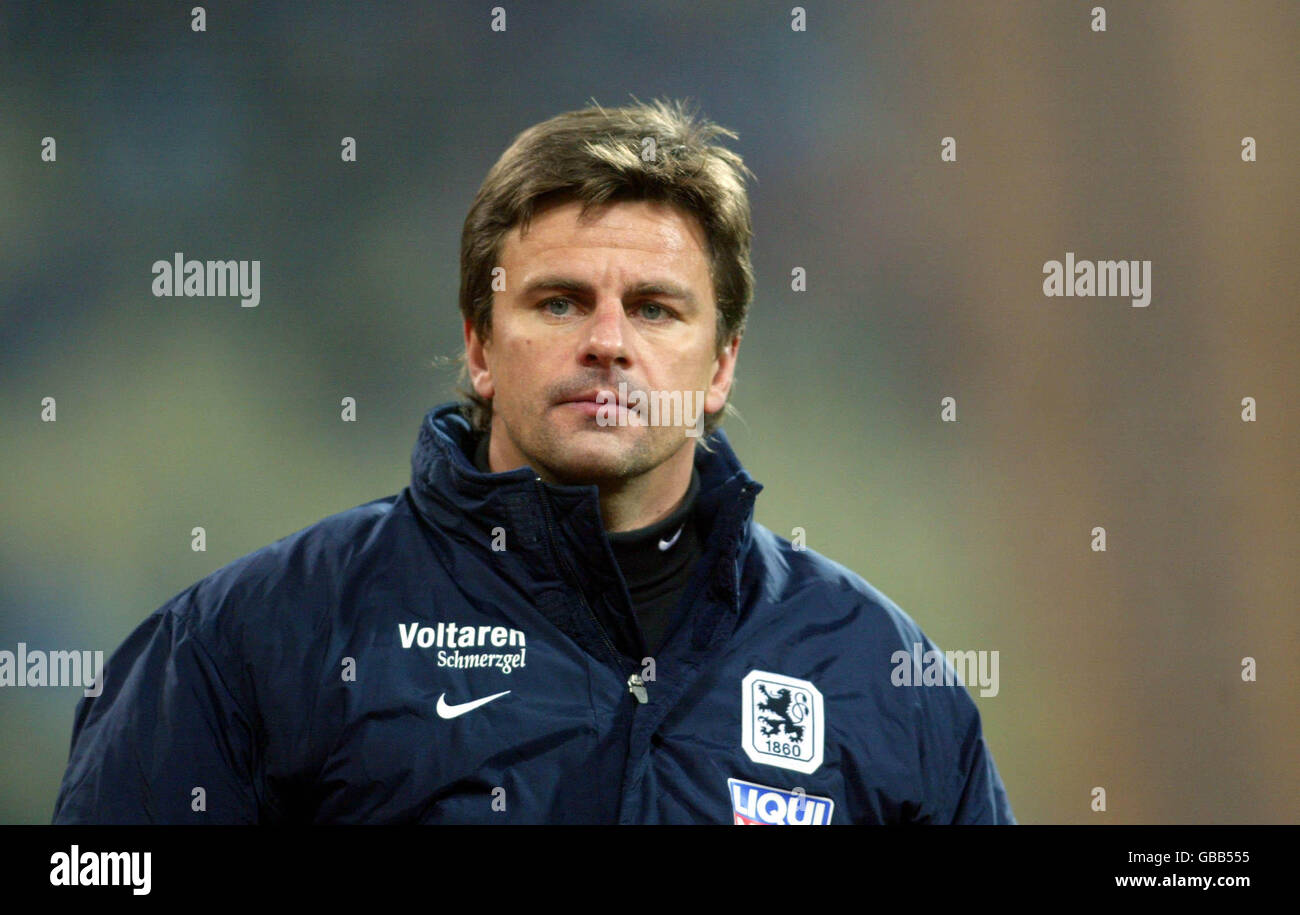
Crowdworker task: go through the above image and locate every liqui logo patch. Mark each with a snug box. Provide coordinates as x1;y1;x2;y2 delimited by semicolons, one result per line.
727;779;834;825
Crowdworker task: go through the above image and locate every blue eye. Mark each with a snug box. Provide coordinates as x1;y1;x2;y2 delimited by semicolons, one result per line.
540;297;672;320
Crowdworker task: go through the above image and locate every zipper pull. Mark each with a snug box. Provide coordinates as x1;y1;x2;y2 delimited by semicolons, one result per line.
627;673;648;704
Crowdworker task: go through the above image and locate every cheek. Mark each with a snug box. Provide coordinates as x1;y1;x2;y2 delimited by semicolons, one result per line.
497;337;533;367
682;351;717;388
500;339;543;397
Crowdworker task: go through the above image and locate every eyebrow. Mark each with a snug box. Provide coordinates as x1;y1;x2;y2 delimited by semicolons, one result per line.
519;275;697;307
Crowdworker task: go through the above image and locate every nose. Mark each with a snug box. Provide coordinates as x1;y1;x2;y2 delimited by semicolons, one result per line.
580;296;631;370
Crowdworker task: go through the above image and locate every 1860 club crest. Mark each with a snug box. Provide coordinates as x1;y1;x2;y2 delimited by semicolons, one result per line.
741;670;825;774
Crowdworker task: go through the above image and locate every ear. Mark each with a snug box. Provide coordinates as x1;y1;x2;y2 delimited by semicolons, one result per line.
704;334;741;415
464;317;495;400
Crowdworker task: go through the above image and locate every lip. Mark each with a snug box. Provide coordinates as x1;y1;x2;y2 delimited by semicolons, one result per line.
557;389;624;407
556;389;637;421
558;400;605;417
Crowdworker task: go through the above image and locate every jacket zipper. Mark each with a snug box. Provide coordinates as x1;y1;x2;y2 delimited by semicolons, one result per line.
533;477;647;704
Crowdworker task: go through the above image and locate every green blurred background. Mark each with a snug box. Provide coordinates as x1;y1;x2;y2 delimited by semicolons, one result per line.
1;1;1296;823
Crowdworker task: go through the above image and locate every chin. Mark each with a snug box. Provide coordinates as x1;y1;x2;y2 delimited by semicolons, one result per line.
546;446;634;483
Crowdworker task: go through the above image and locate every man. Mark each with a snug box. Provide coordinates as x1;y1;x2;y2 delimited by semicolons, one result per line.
53;99;1014;824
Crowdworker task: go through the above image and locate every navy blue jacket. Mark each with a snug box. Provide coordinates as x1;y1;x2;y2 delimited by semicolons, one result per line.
53;403;1015;824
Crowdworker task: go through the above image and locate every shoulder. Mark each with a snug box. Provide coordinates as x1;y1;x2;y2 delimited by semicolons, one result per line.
162;494;402;654
744;522;931;652
742;523;979;720
744;523;1002;819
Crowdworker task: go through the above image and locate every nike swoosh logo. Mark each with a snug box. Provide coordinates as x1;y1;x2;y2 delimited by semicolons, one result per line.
659;525;684;551
436;690;511;719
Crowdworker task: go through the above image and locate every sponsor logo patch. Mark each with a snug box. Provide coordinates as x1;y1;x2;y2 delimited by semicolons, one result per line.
741;669;824;774
398;621;527;674
728;778;834;825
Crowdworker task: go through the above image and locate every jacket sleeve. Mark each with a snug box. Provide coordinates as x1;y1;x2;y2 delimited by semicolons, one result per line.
900;623;1016;824
944;704;1016;824
51;591;262;824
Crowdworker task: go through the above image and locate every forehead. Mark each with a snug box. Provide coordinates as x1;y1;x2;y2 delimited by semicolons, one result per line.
500;198;712;281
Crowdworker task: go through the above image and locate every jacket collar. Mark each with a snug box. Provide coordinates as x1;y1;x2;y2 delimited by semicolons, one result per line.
406;403;763;656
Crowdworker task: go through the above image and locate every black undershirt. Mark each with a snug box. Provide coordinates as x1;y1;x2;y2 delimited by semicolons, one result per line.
473;433;702;657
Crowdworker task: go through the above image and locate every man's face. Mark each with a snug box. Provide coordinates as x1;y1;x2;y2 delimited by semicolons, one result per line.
465;197;739;485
